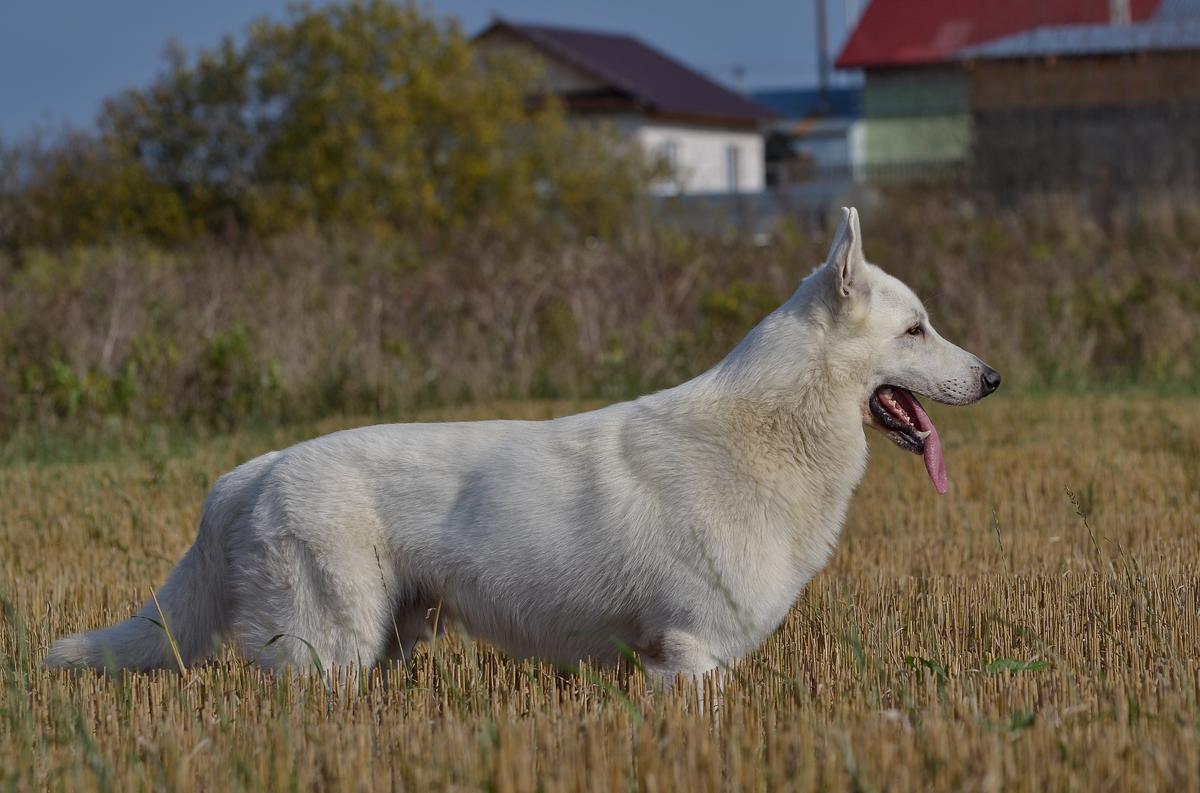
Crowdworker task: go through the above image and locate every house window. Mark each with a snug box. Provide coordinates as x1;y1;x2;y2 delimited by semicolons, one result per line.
660;140;679;174
726;144;741;193
655;140;682;195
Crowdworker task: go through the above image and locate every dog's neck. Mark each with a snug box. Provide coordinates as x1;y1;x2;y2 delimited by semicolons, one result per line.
699;296;869;435
658;300;869;579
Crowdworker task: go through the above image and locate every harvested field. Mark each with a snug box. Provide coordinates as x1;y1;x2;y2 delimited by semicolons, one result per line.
2;393;1198;791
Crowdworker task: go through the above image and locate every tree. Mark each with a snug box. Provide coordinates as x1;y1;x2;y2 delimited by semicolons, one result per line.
2;129;191;253
11;0;653;248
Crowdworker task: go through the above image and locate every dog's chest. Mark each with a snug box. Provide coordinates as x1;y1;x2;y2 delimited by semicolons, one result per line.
704;435;867;658
754;426;867;558
732;505;847;631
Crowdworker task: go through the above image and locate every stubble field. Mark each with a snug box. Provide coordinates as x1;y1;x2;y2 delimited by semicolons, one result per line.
2;393;1198;791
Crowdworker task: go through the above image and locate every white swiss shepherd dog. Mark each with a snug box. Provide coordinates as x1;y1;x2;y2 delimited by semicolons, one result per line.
47;208;1000;683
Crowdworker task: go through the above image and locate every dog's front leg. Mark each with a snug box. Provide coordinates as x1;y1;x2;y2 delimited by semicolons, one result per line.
636;630;725;709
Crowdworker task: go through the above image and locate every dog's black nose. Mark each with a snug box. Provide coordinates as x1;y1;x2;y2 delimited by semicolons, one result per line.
981;366;1002;395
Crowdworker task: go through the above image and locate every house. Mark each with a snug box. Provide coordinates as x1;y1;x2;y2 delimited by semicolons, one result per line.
836;0;1200;190
751;87;863;185
962;2;1200;193
474;20;778;195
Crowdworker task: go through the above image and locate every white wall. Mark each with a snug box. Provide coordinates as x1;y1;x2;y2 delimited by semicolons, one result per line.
626;121;766;195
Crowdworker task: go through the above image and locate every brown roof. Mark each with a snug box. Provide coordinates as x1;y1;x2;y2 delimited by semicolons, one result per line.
476;20;777;125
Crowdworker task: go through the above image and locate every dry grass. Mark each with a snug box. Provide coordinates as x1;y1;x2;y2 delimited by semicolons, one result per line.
2;393;1199;791
5;192;1200;431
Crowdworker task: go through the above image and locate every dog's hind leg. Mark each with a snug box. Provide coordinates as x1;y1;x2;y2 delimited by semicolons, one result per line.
229;534;394;674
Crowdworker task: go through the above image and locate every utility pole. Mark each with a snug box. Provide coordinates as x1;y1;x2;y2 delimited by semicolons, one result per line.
815;0;830;113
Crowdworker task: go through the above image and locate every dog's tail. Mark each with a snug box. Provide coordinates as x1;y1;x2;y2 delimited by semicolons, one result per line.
44;539;226;671
45;451;277;672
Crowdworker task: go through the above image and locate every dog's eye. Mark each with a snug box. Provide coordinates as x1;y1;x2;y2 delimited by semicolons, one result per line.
906;324;924;337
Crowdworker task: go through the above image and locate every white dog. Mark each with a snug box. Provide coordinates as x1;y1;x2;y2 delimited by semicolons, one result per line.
46;208;999;682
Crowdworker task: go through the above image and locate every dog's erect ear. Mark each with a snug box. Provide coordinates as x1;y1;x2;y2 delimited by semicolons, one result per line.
825;206;865;300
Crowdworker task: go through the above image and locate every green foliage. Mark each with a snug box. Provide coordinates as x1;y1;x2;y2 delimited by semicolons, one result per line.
904;656;948;694
193;325;283;428
700;279;782;350
1006;710;1037;731
2;1;652;251
3;132;190;247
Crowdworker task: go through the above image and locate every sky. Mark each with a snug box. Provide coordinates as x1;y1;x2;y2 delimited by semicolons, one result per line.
0;0;865;141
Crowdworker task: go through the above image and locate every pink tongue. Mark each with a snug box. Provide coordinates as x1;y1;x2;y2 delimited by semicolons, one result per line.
896;391;947;494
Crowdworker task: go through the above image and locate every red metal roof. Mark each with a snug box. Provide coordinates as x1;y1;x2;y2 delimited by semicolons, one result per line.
477;20;778;123
836;0;1161;69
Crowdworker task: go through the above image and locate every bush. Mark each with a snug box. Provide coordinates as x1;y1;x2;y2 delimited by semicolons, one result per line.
0;192;1196;435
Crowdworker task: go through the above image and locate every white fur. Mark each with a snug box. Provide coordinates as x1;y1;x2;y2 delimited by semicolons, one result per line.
46;208;997;681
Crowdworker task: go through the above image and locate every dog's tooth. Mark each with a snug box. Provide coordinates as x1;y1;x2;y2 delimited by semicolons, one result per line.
914;429;931;439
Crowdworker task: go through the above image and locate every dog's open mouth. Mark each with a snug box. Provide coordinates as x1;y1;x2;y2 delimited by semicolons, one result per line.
868;386;948;494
